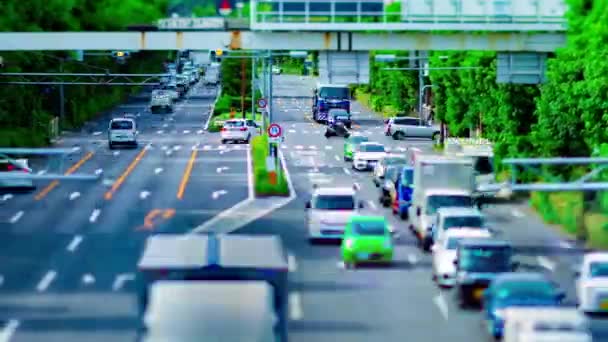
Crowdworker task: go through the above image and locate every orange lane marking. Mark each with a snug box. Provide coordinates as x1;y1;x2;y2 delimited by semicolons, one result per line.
176;149;198;200
137;208;175;231
104;147;147;200
162;208;176;219
34;151;94;201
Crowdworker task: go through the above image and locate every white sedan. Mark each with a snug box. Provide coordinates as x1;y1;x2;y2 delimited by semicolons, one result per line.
0;157;34;190
576;252;608;313
352;142;387;171
431;228;492;287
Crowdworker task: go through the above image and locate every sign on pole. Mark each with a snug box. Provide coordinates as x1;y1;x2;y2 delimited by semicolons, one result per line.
267;123;282;139
257;98;267;109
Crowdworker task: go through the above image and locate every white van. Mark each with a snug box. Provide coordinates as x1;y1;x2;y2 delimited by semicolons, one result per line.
503;307;591;342
108;118;137;149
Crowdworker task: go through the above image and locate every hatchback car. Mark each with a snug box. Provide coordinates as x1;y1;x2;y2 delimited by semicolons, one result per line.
108;118;138;149
220;119;259;144
575;252;608;313
343;134;369;161
341;216;393;268
352;142;387;171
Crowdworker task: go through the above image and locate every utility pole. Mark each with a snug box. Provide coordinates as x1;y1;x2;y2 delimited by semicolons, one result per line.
267;50;273;124
241;58;246;118
59;59;65;126
251;53;256;122
417;51;425;125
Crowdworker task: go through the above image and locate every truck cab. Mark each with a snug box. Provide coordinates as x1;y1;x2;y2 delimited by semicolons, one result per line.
445;138;497;198
312;83;351;123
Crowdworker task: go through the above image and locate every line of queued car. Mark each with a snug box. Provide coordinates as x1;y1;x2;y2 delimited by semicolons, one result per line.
306;131;602;341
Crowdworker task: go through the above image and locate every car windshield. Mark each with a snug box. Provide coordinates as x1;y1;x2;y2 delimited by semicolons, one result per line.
110;120;133;130
426;195;473;215
400;168;414;185
314;195;355;210
385;157;407;165
444;216;483;229
459;246;511;272
446;237;464;250
224;121;245;128
319;86;349;99
474;156;494;175
349;136;369;145
330;110;350;118
589;262;608;277
359;144;385;153
353;221;386;236
496;281;556;301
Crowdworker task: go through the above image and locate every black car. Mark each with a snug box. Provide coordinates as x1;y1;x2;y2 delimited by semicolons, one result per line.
328;109;352;129
453;239;518;308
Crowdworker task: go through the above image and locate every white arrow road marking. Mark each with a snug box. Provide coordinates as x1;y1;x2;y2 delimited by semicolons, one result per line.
154;167;163;174
216;167;230;173
162;123;168;128
407;254;418;265
112;273;136;291
303;130;309;134
66;235;83;252
161;145;168;151
197;130;204;134
113;151;120;156
325;146;333;150
0;319;20;342
288;254;298;272
1;194;13;201
511;209;525;218
157;130;164;134
9;211;23;224
309;145;317;150
94;168;103;175
0;275;4;287
89;209;101;223
295;145;303;150
69;192;80;200
37;170;46;175
289;292;304;320
537;256;556;271
203;145;212;150
92;131;102;136
140;191;151;200
102;179;114;186
183;130;191;134
343;167;351;175
36;270;57;292
334;155;340;161
173;145;182;151
212;190;228;200
81;274;95;285
433;292;449;320
166;150;173;156
289;129;296;133
367;200;377;210
219;149;231;155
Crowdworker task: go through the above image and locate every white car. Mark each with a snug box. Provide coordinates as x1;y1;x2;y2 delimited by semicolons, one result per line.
220;119;259;144
272;65;282;75
305;185;363;242
108;118;138;149
352;142;387;171
0;157;34;190
503;307;591;342
431;228;492;287
163;83;180;102
575;252;608;313
431;207;486;246
372;154;407;186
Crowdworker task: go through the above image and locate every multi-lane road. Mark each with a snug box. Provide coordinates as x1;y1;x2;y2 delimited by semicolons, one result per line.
0;74;607;341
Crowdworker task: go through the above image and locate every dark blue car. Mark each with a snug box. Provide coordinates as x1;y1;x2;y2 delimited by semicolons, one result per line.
483;272;566;339
392;166;414;220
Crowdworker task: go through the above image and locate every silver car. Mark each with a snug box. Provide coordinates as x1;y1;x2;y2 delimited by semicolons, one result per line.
305;186;363;242
386;116;440;141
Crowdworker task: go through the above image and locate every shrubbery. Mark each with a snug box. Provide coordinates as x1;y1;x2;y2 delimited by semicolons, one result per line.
251;135;289;197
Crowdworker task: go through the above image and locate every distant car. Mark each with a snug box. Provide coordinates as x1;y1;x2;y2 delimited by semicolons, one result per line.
341;216;393;268
454;239;517;308
305;185;363;242
272;65;282;75
431;228;492;288
392;166;414;219
0;157;34;190
378;165;401;207
343;134;369;161
575;252;608;313
428;207;486;250
385;116;440;141
352;142;386;171
327;108;352;129
162;83;179;102
108;118;138;149
373;154;408;187
502;307;592;342
220;119;259;144
149;91;174;114
483;272;566;340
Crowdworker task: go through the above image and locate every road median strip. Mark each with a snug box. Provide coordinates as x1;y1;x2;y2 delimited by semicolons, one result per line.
252;134;290;197
104;147;147;200
176;149;198;199
34;151;94;200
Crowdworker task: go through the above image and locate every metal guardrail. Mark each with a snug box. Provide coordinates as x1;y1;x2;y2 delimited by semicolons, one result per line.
251;0;567;31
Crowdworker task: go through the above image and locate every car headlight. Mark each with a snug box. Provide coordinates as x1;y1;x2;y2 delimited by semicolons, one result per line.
345;239;354;249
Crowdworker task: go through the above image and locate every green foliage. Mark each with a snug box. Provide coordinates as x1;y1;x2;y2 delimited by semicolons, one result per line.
220;55;253;98
252;135;289;197
192;2;217;17
0;0;169;147
213;94;254;115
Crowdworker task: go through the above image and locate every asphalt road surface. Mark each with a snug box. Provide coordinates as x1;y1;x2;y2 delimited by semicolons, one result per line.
1;74;608;341
236;75;608;342
0;83;251;341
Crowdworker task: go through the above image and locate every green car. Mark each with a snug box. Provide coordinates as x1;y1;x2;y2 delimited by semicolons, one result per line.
341;215;394;268
343;135;369;161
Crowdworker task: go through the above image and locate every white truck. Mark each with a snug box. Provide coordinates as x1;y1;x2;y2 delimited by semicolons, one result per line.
203;63;220;85
408;155;477;251
444;138;498;198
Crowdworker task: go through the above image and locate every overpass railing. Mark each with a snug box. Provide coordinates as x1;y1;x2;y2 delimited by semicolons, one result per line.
250;0;567;32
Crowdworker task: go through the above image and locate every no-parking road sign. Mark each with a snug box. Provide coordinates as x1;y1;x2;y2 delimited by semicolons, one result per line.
257;98;268;108
267;123;282;138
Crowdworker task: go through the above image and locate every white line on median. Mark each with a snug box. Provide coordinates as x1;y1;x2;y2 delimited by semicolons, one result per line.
289;292;304;321
89;209;101;223
537;256;556;272
36;270;57;292
9;211;23;224
343;167;351;175
0;319;20;342
334;155;340;161
66;235;83;252
288;254;298;272
433;292;449;320
69;192;80;200
81;273;95;285
511;209;525;218
1;194;13;202
112;273;136;291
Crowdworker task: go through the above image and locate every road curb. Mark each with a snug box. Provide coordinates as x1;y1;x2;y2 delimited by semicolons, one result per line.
204;86;222;131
